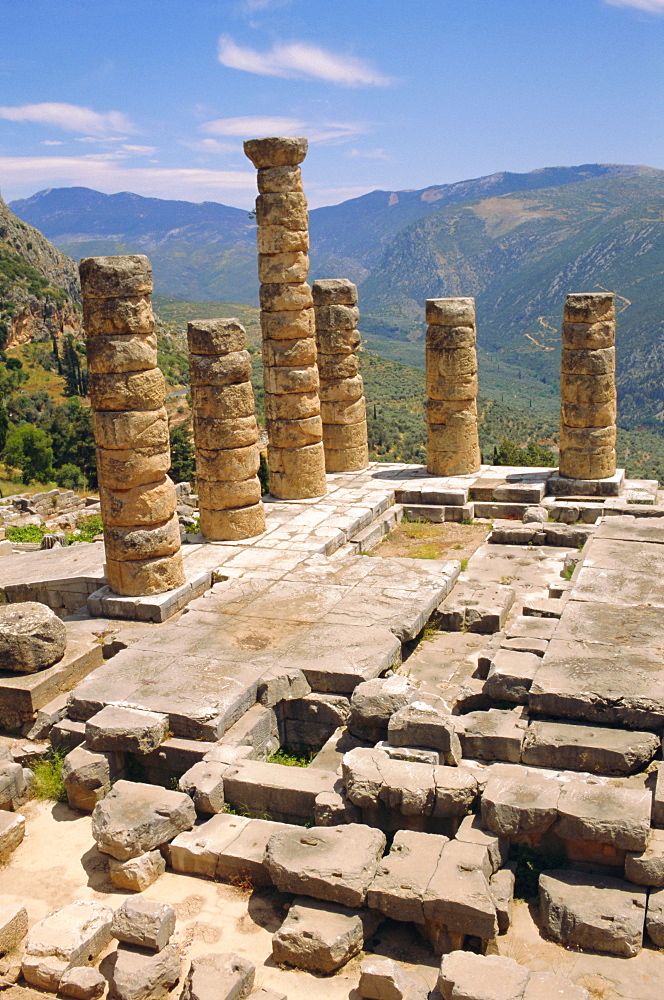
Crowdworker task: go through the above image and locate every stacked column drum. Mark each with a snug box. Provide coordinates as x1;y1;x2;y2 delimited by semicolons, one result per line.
243;136;326;500
313;279;368;472
188;318;265;540
425;297;481;476
80;255;184;597
559;293;617;480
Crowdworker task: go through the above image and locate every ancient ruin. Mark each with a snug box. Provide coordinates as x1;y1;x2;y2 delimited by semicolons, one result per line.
0;140;663;1000
425;297;481;476
313;279;369;472
243;136;327;500
559;292;617;481
80;255;184;597
188;318;265;540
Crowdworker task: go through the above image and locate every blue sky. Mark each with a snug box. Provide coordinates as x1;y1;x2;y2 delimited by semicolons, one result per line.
1;0;663;209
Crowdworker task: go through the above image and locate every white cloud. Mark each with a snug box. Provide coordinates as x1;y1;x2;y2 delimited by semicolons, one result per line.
180;137;239;154
0;155;256;206
0;102;134;136
218;35;392;86
121;144;157;155
605;0;664;11
42;139;65;146
346;147;389;161
202;114;365;144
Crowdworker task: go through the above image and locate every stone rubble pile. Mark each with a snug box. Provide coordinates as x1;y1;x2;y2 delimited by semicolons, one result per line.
312;279;368;472
80;254;184;596
188;318;265;540
244;136;326;500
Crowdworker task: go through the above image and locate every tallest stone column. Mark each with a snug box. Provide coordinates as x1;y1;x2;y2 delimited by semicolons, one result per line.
243;137;326;500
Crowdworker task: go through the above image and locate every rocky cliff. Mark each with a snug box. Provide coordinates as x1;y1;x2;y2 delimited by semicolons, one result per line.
0;195;81;350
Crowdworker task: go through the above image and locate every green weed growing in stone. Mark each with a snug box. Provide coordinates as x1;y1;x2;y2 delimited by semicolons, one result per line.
31;753;67;802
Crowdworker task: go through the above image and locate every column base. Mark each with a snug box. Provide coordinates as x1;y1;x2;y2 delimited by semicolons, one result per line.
87;569;211;623
547;469;625;497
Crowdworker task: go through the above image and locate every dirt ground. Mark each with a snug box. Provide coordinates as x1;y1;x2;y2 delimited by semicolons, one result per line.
373;519;491;562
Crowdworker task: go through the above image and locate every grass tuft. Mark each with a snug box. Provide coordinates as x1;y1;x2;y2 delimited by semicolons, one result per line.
267;746;316;767
31;753;67;802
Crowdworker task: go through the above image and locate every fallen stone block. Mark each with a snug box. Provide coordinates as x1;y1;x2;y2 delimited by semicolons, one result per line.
452;678;492;714
223;759;337;823
438;583;515;635
264;823;386;907
92;780;196;860
108;850;166;892
457;708;527;763
0;601;66;672
625;828;664;887
22;900;113;991
85;705;169;754
433;766;478;818
180;952;254;1000
0;903;27;954
490;867;515;933
499;636;549;657
424;846;498;940
539;869;647;957
490;525;545;545
481;764;561;838
62;745;119;812
272;895;380;973
387;701;461;764
505;616;557;641
359;956;428;1000
257;665;310;707
51;719;87;754
521;719;659;776
646;885;664;947
368;829;449;923
555;780;651;852
522;595;567;618
179;760;227;814
484;649;540;705
438;951;529;1000
108;944;180;1000
348;675;417;742
111;897;176;952
0;762;27;811
283;692;350;746
60;967;106;1000
0;812;25;860
314;786;361;826
342;747;434;816
523;505;547;524
454;814;507;874
168;812;291;886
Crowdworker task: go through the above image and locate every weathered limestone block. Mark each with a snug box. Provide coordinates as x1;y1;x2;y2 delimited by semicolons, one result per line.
272;896;380;973
59;966;106;1000
199;505;266;541
108;850;166;892
348;675;418;741
425;298;480;477
539;870;646;957
180;952;254;1000
223;759;337;823
521;719;658;775
85;705;168;754
0;601;66;673
359;956;428;1000
490;867;515;933
244;136;308;168
0;812;25;860
266;415;322;448
646;885;664;946
264;823;387;907
423;842;498;940
263;336;317;367
455;814;508;874
111;897;176;952
625;828;664;887
387;701;461;763
257;665;311;707
62;745;117;812
108;944;180;1000
192;414;259;451
457;708;527;763
559;293;616;481
22;900;113;992
438;951;529;1000
167;813;289;885
368;830;448;923
179;760;227;814
653;762;664;828
484;649;541;705
554;781;651;851
481;765;561;838
81;254;184;597
0;903;28;955
92;780;196;860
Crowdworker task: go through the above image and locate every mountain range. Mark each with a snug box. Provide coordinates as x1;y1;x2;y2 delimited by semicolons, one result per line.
8;162;664;424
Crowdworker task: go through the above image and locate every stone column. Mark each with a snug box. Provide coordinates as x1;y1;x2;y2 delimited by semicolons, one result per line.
80;255;185;597
188;318;266;539
312;279;368;472
559;293;617;480
243;136;326;500
425;297;481;476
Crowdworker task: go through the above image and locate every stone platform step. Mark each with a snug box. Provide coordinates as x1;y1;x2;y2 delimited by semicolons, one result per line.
438;582;515;634
349;506;402;553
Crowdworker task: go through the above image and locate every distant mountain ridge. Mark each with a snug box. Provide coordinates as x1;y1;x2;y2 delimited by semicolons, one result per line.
8;163;664;423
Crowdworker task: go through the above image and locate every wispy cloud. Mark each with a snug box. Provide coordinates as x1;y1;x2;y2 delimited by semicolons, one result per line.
347;147;389;161
202;114;365;143
604;0;664;11
0;102;133;136
180;137;240;154
0;155;256;205
218;35;392;86
240;0;290;11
